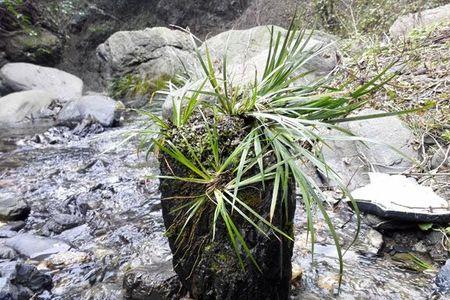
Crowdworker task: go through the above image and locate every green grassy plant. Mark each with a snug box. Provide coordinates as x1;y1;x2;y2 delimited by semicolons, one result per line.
138;21;429;284
0;0;33;32
109;74;174;104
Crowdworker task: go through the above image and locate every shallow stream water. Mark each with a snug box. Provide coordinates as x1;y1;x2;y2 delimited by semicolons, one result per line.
0;113;438;299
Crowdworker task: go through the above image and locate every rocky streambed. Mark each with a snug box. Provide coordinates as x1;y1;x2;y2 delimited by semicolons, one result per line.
0;112;446;299
1;4;449;298
0;114;170;299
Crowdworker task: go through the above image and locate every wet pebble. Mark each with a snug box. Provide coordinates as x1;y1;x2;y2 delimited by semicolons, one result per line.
412;241;428;253
0;261;52;298
0;246;18;260
42;213;84;235
360;229;384;256
46;251;89;268
424;231;447;261
5;234;71;260
0;197;30;222
73;117;105;136
57;224;92;245
436;259;450;294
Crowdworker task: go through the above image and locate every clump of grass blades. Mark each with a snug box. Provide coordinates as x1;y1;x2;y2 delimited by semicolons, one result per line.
0;0;34;32
109;74;173;103
140;20;429;285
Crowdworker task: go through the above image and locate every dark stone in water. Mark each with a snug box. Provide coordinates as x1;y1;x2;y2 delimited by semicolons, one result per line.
436;259;450;294
72;116;105;137
123;262;185;300
0;198;30;222
14;263;53;292
5;234;71;260
0;261;52;299
42;213;84;235
159;115;296;300
76;159;108;174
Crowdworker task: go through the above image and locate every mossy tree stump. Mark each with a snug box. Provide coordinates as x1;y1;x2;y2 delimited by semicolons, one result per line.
158;115;296;300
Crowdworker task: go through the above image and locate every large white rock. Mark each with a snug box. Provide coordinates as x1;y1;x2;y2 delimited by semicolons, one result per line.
97;27;199;82
389;4;450;39
57;94;124;127
352;172;447;213
203;25;339;86
0;90;56;125
347;109;418;172
5;234;70;260
0;63;83;103
320;109;418;190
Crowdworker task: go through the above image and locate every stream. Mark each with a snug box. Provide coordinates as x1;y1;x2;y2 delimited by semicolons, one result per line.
0;112;440;299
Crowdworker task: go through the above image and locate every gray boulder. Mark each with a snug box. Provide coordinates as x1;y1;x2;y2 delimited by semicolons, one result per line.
320;128;368;190
0;230;18;238
97;27;199;83
123;262;184;300
390;4;450;39
5;234;71;260
0;63;83;102
203;25;339;86
0;90;56;126
348;109;418;172
57;224;92;245
0;197;30;221
57;94;124;127
320;109;418;190
4;29;62;66
162;25;340;118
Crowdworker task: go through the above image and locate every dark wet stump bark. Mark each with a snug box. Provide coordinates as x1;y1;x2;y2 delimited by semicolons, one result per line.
158;115;296;300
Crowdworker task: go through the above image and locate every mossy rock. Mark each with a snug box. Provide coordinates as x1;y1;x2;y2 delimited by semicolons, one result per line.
5;28;62;66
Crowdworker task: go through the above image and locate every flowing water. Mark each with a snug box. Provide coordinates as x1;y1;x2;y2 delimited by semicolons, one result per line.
0;113;438;299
